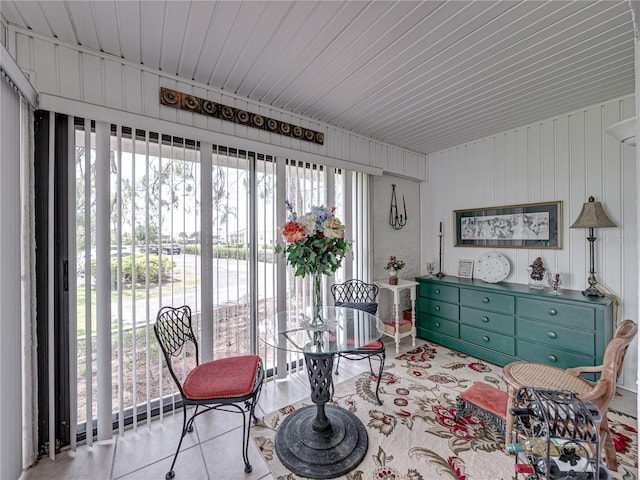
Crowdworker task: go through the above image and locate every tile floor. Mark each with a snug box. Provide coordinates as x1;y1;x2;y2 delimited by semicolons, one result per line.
20;338;637;480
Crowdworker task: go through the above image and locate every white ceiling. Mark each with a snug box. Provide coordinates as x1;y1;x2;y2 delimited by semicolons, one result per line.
1;0;635;155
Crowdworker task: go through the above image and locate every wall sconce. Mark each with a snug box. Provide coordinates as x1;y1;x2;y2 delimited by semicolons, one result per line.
570;196;617;296
389;184;407;230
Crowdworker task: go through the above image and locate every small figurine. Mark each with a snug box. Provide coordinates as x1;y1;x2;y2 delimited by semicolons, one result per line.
528;257;546;289
529;257;546;281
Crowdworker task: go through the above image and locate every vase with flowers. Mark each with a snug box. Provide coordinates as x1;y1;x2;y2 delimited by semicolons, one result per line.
384;255;405;285
275;201;351;327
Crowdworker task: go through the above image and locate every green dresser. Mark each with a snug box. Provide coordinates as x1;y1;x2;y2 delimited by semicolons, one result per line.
415;276;613;375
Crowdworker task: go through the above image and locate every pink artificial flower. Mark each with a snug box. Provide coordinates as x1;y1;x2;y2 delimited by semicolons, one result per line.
282;221;306;243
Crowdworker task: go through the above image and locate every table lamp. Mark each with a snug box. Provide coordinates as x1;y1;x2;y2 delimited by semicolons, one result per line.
570;196;617;296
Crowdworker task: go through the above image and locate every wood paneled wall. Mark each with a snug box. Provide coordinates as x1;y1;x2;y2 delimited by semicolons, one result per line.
8;27;636;390
9;28;425;180
422;95;637;390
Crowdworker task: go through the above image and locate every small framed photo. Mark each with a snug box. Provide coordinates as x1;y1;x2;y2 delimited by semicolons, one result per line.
457;259;474;279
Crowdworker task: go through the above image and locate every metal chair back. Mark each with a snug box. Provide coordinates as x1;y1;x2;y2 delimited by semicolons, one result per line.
154;305;199;397
331;279;378;304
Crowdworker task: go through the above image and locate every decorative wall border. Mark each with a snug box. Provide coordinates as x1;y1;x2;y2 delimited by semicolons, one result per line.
160;87;324;145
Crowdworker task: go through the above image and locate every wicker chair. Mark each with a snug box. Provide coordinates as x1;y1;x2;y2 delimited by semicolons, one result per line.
504;319;637;471
565;319;637;471
154;305;264;479
331;279;385;405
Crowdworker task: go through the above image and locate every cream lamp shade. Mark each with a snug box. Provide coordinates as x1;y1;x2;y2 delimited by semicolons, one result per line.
570;197;617;229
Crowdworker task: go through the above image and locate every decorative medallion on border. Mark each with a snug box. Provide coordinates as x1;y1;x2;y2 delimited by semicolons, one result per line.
159;87;325;145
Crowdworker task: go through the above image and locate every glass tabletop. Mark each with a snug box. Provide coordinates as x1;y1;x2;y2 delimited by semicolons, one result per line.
261;306;384;355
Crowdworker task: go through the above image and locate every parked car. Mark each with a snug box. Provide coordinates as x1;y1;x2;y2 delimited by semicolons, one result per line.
212;235;227;246
110;245;132;257
140;244;159;254
163;244;181;255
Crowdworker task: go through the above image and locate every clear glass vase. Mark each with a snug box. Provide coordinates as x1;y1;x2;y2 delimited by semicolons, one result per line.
388;269;398;285
547;271;563;295
310;272;324;327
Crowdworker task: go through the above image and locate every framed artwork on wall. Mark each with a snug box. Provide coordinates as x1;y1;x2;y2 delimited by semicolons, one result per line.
454;201;562;249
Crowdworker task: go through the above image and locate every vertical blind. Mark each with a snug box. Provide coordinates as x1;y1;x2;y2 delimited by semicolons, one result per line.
0;69;26;479
66;117;371;443
73;123;204;439
0;59;37;474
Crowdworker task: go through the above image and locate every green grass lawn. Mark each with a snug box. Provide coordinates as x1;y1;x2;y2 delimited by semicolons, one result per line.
75;262;194;337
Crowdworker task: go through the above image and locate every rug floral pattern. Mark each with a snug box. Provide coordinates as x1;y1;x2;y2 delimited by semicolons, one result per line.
252;342;638;480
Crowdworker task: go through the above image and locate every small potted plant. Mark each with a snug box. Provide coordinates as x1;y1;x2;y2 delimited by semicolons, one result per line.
385;255;405;285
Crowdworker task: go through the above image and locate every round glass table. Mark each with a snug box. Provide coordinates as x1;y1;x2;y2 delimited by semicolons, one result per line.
261;306;384;479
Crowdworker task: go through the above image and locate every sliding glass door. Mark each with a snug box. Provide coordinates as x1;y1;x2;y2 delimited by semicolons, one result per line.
67;117;370;442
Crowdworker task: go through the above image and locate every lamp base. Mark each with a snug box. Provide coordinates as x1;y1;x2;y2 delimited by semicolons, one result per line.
582;284;605;297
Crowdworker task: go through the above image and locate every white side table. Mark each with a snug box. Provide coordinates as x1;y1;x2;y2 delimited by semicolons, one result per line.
375;278;419;353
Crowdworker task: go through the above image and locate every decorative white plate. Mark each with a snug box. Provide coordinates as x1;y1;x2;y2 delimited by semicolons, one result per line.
476;252;510;283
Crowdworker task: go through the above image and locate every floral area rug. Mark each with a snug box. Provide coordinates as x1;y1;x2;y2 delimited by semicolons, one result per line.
252;341;638;480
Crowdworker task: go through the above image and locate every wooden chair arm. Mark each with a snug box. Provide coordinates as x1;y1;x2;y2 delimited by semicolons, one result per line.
566;365;602;376
577;380;610;402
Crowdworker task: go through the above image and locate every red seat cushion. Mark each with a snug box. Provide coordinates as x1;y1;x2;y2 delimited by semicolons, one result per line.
182;355;260;400
355;339;384;351
459;381;508;419
334;338;384;350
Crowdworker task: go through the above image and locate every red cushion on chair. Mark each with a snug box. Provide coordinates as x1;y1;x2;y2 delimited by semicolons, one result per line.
358;339;383;351
341;339;383;350
183;355;260;400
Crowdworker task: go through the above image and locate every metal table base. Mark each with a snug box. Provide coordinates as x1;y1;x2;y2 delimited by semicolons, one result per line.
274;351;368;479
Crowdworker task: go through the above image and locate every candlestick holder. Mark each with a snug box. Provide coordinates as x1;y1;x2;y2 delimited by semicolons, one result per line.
388;184;407;230
436;232;445;278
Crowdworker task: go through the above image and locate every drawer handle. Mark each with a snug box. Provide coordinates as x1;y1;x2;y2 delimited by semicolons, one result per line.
482;335;490;342
482;297;490;303
481;316;489;323
435;289;441;294
548;355;558;362
435;305;441;311
435;322;441;328
547;331;558;339
548;308;558;316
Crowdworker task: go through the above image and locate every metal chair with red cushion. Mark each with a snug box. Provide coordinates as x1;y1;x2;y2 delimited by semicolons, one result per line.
154;305;264;479
331;279;385;405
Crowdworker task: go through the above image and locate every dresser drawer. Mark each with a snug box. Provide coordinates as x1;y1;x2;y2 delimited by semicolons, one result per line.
425;317;459;338
518;298;595;330
460;289;515;315
460;325;515;355
418;299;459;321
460;306;514;335
516;339;594;369
418;283;459;303
518;318;595;356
